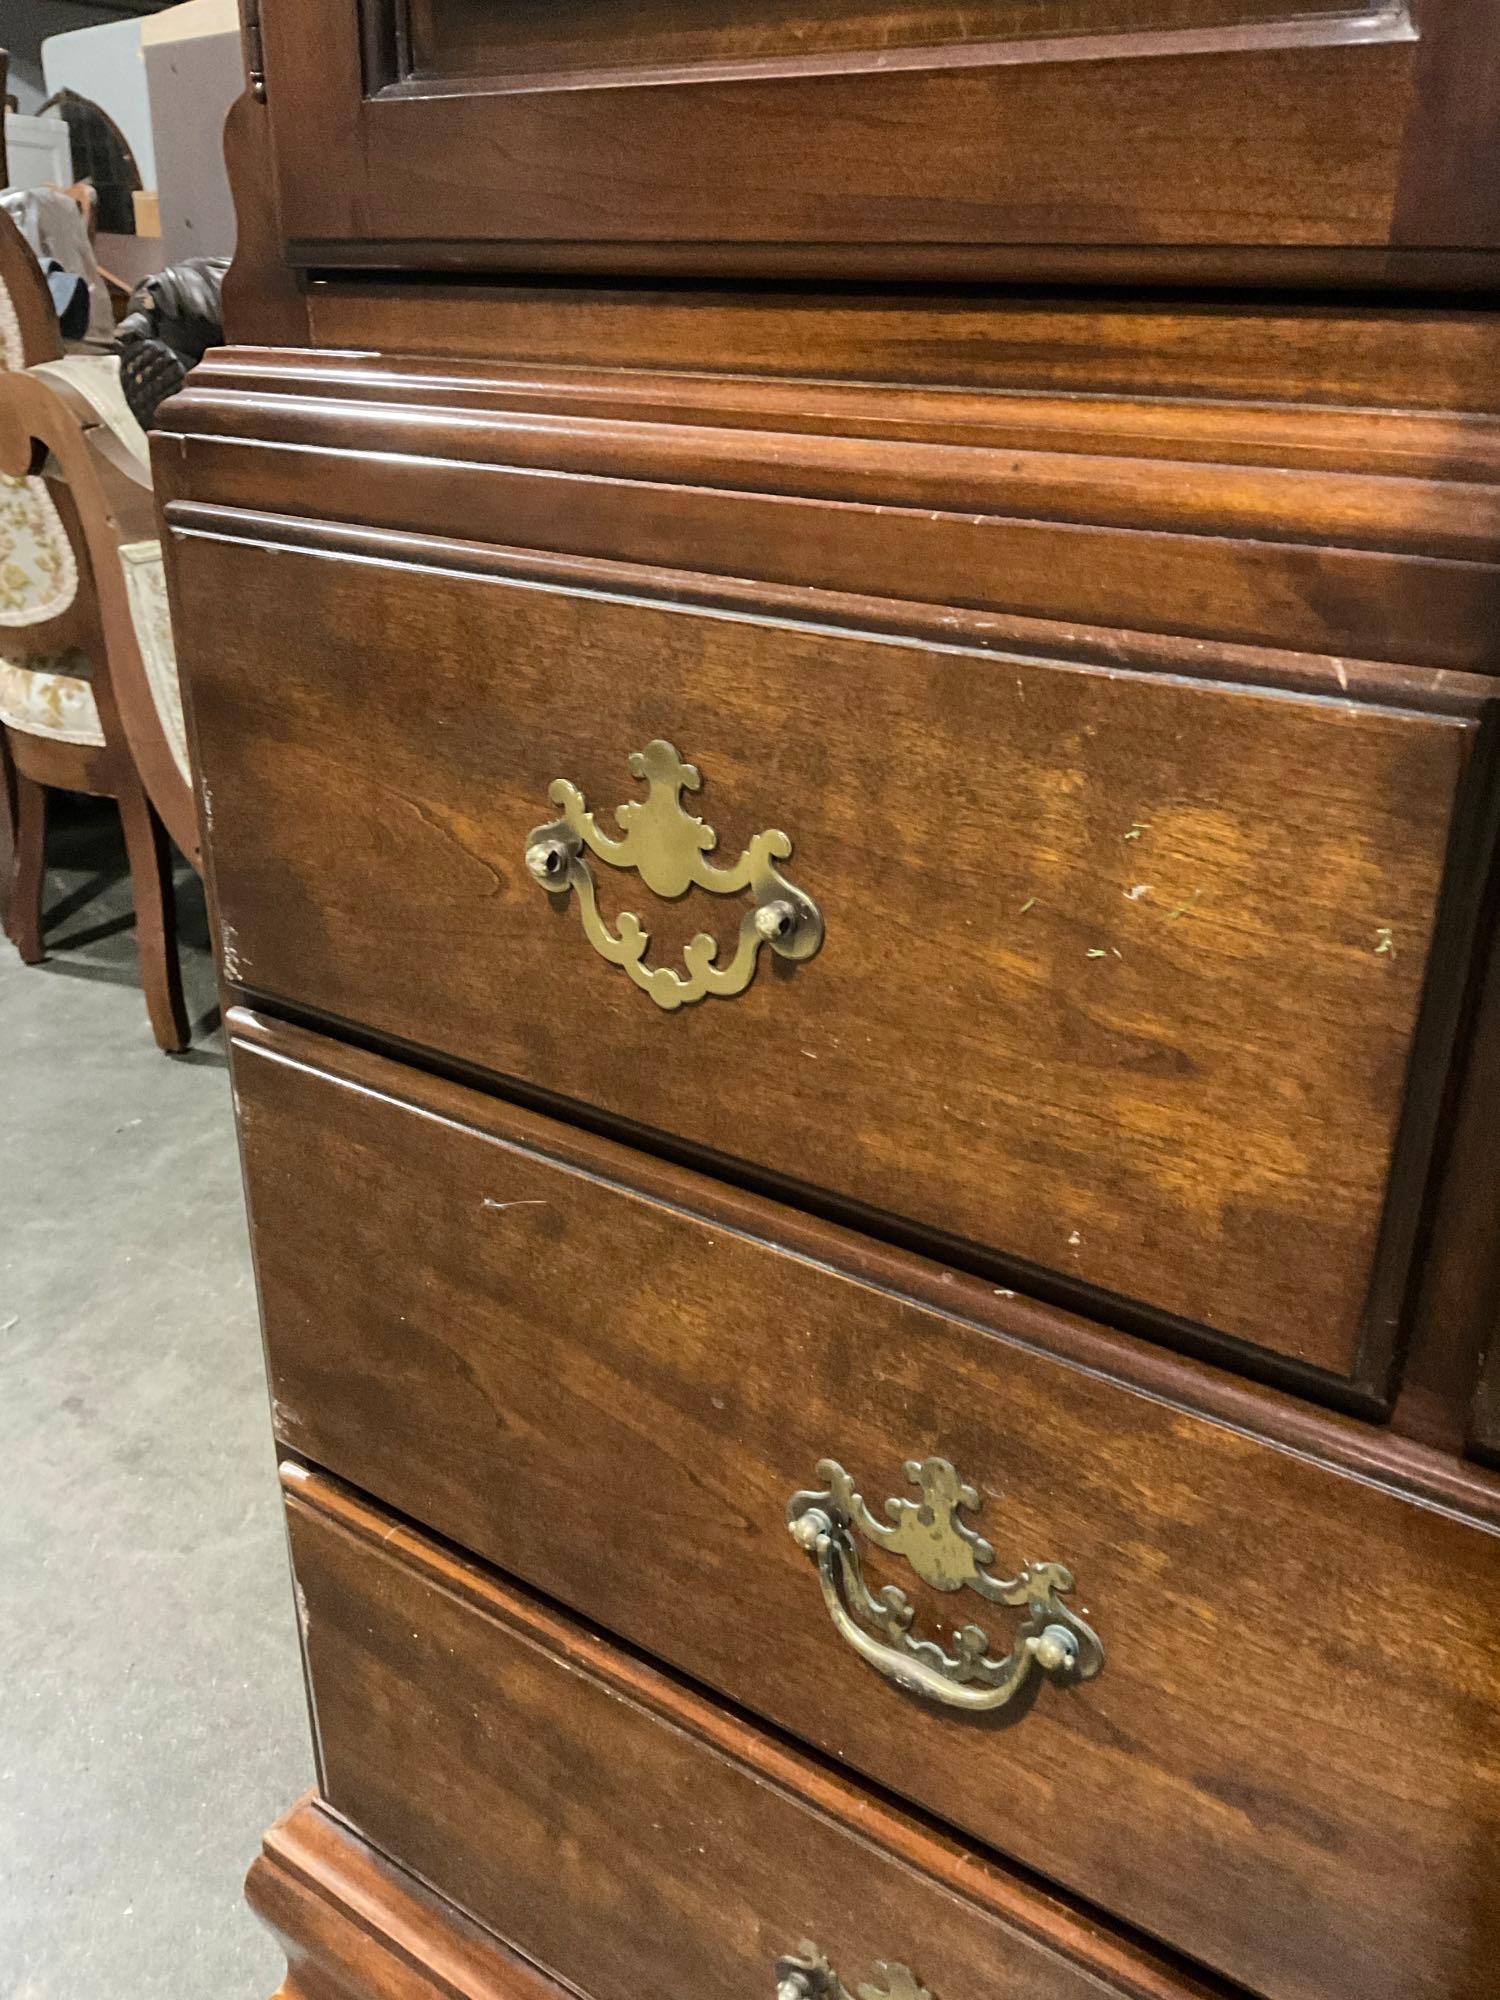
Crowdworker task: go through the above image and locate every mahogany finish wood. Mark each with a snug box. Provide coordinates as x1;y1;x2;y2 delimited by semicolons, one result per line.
236;1017;1500;2000
171;512;1476;1391
1400;911;1500;1454
179;38;1500;2000
1475;1336;1500;1464
249;1799;595;2000
284;1464;1223;2000
157;348;1500;676
227;1006;1500;1528
259;0;1500;283
300;286;1500;414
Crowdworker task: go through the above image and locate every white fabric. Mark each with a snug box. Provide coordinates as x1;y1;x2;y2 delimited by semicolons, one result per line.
0;647;102;745
0;277;23;372
0;471;79;627
119;537;188;780
31;352;152;482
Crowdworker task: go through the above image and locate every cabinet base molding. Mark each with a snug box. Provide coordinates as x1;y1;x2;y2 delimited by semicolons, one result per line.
248;1798;567;2000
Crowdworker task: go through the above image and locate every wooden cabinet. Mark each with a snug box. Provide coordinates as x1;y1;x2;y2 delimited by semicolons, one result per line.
256;0;1500;280
165;18;1500;2000
239;1016;1500;2000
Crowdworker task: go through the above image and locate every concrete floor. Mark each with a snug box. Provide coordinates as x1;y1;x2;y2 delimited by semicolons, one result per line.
0;798;311;1998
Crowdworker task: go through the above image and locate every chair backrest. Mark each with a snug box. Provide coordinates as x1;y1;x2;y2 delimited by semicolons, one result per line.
0;207;199;864
0;203;63;373
0;208;80;652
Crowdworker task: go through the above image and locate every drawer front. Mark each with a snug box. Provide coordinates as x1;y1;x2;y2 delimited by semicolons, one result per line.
239;1017;1500;2000
179;529;1480;1393
259;1;1500;280
284;1463;1214;2000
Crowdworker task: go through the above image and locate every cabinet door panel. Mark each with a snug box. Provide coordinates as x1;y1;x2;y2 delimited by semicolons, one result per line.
256;0;1500;280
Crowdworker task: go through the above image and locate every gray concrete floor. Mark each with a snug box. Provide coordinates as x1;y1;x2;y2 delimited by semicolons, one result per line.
0;798;311;1998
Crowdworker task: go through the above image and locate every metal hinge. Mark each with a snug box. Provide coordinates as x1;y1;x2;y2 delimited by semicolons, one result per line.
242;0;267;101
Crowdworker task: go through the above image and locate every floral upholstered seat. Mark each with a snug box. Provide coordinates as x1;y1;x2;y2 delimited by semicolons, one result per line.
0;461;101;743
0;644;101;744
118;537;187;781
0;364;182;768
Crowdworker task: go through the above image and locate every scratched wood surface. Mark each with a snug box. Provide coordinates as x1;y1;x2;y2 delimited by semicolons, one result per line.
172;530;1473;1387
284;1466;1224;2000
258;0;1500;279
236;1021;1500;2000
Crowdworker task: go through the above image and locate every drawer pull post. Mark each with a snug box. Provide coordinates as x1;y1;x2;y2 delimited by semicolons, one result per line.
776;1942;931;2000
525;738;822;1011
788;1456;1103;1711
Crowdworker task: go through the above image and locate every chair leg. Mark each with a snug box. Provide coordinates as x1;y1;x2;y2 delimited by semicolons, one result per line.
5;769;47;965
0;734;17;935
117;781;189;1053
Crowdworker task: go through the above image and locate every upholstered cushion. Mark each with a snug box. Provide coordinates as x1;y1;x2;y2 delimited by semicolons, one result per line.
0;472;79;627
0;276;23;372
0;646;102;745
119;538;188;780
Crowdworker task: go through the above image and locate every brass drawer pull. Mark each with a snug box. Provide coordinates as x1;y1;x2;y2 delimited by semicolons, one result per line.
525;738;822;1011
787;1456;1103;1712
778;1942;930;2000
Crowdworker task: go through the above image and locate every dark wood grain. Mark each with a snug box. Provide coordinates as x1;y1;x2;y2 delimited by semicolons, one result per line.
1394;0;1500;248
155;350;1500;674
218;89;309;350
238;1022;1500;2000
299;286;1500;416
229;1004;1500;1526
178;20;1500;2000
250;1798;578;2000
1474;1332;1500;1464
252;0;1500;280
1394;876;1500;1454
405;0;1381;77
284;1465;1226;2000
173;523;1476;1386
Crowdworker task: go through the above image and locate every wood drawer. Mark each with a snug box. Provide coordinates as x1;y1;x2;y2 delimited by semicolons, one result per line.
237;1015;1500;2000
283;1463;1217;2000
176;526;1486;1397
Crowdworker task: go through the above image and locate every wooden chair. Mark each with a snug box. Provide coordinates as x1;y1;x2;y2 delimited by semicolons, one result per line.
0;204;198;1052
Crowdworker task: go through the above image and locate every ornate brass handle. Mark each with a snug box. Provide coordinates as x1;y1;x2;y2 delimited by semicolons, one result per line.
787;1456;1103;1712
525;737;822;1011
777;1942;930;2000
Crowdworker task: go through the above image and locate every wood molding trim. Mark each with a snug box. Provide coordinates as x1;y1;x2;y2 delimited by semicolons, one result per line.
154;350;1500;680
249;1797;573;2000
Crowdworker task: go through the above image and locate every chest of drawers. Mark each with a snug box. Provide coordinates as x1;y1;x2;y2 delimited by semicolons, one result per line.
166;15;1500;2000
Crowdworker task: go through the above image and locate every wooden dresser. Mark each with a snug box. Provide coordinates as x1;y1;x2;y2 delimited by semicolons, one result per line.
159;9;1500;1998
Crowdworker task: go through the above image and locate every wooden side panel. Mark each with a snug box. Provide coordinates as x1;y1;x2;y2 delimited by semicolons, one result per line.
283;1466;1224;2000
238;1021;1500;2000
174;524;1474;1387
